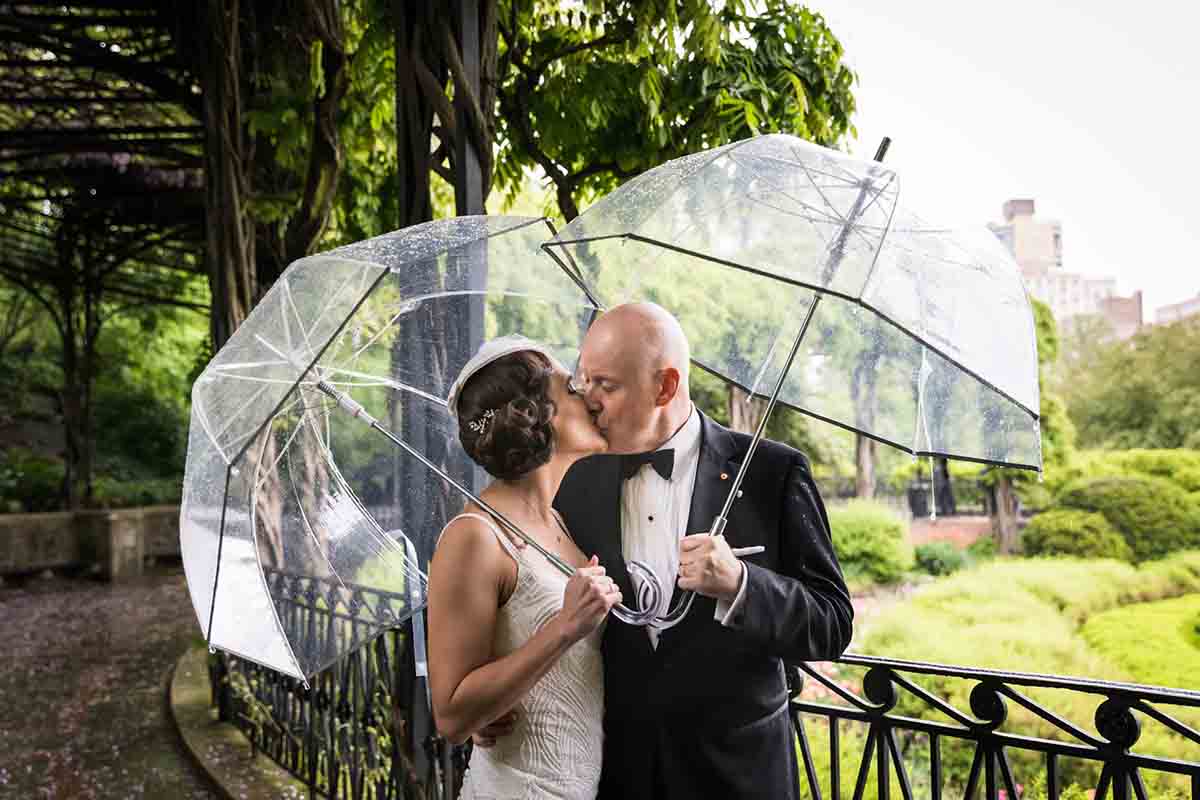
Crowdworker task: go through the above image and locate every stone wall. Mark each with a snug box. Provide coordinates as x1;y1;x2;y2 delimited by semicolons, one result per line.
0;506;180;581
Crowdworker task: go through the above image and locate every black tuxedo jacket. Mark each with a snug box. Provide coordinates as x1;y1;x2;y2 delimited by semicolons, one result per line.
554;412;853;800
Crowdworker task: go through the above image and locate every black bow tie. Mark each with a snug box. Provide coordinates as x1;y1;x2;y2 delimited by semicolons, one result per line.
621;449;675;482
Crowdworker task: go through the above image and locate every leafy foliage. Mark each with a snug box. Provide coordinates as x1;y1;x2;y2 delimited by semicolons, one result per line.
913;541;967;576
1046;448;1200;497
1056;476;1200;562
493;0;857;219
1054;316;1200;450
827;500;914;585
1021;509;1133;561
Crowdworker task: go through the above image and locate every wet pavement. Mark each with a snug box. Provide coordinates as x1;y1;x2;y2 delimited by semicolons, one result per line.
0;564;219;799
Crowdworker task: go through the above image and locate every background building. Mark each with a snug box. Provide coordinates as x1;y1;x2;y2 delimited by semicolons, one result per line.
989;198;1142;338
1155;293;1200;325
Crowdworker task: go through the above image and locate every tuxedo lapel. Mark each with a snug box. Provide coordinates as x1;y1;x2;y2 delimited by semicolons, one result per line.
579;456;635;602
686;413;740;537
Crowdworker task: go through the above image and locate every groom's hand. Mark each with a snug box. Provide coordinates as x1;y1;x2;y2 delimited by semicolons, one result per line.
678;534;743;603
472;710;519;749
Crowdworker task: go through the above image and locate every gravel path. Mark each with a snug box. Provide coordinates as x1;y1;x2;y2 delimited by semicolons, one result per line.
0;564;219;799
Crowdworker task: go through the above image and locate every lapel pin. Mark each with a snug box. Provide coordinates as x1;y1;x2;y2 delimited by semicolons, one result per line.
720;472;728;480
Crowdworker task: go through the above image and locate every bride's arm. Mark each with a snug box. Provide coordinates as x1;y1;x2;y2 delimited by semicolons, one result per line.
427;518;618;745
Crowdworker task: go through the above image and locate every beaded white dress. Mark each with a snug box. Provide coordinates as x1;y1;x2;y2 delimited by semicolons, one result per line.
449;513;604;800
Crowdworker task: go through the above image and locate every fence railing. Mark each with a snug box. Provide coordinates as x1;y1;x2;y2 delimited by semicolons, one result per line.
213;567;465;800
214;575;1200;800
792;655;1200;800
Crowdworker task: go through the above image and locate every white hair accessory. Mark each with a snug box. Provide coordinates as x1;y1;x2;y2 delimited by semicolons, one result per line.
445;334;564;423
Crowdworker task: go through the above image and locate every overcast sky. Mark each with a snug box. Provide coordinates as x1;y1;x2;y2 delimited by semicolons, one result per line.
817;0;1200;316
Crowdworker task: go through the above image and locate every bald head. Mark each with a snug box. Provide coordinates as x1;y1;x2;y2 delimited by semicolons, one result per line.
577;302;692;453
588;303;690;385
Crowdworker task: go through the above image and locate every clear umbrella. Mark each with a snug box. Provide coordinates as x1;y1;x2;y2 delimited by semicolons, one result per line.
181;215;677;682
543;133;1042;624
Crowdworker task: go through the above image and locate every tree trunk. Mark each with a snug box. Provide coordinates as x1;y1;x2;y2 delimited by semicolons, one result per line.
282;0;350;267
992;474;1020;553
854;435;876;499
727;384;768;434
201;0;256;348
395;0;444;228
934;456;956;516
851;354;879;499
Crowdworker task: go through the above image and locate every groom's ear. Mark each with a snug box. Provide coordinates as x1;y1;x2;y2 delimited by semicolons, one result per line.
654;367;681;407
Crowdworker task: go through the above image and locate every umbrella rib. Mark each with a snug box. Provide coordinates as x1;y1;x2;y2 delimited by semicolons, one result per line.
209;381;274;444
192;396;232;466
314;368;448;406
209;359;291;372
603;234;1039;418
281;417;350;595
252;405;316;495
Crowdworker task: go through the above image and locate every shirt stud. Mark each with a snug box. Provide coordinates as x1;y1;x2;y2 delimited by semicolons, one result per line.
648;515;654;522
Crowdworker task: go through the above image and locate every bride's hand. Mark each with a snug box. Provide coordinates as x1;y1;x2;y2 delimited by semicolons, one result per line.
555;556;622;643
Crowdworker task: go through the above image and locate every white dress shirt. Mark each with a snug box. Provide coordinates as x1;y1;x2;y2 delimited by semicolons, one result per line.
620;406;747;648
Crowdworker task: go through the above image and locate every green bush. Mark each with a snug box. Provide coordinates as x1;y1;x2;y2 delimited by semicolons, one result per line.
1;448;65;512
1022;509;1133;561
827;500;914;585
913;541;965;576
90;476;182;509
1047;449;1200;496
965;534;996;562
1057;476;1200;561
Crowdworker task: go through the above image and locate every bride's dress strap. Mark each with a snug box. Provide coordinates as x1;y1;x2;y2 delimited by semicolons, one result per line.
443;512;523;561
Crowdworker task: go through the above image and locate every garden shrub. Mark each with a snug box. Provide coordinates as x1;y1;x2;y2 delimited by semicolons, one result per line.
1057;476;1200;561
827;500;914;585
90;476;182;509
1047;449;1200;495
1;448;65;512
914;541;965;576
1021;509;1133;561
965;533;996;562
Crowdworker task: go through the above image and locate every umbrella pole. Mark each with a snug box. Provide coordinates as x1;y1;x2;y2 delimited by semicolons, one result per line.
311;379;664;627
713;137;893;533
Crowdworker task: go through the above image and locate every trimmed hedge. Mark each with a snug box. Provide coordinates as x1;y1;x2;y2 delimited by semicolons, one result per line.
1022;509;1134;561
827;500;914;585
1057;476;1200;562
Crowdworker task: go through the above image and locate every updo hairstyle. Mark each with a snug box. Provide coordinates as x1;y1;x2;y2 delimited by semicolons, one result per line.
456;350;557;480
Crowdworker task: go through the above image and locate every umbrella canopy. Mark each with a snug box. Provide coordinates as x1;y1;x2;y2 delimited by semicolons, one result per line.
544;133;1042;472
181;215;601;680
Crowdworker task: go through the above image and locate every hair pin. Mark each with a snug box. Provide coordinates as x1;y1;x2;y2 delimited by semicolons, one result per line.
468;408;496;434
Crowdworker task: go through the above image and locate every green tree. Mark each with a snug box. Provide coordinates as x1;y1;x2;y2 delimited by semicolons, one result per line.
493;0;857;221
1055;315;1200;450
987;298;1075;552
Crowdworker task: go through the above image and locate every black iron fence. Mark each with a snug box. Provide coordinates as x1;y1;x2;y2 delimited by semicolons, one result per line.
792;656;1200;800
211;567;466;800
214;576;1200;800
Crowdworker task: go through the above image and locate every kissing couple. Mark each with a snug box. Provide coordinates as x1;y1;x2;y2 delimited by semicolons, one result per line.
427;302;853;800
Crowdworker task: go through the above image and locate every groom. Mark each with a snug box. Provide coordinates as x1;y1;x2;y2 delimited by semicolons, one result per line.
487;302;853;799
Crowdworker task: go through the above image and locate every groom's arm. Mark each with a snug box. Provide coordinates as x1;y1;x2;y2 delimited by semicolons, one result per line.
722;453;853;663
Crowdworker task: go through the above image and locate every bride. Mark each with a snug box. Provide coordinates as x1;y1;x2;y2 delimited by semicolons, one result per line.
427;335;621;800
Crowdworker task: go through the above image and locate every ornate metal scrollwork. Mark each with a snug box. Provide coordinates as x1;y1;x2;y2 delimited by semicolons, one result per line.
1095;697;1141;750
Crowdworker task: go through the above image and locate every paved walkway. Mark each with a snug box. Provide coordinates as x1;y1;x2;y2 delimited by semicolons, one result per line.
0;565;218;799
